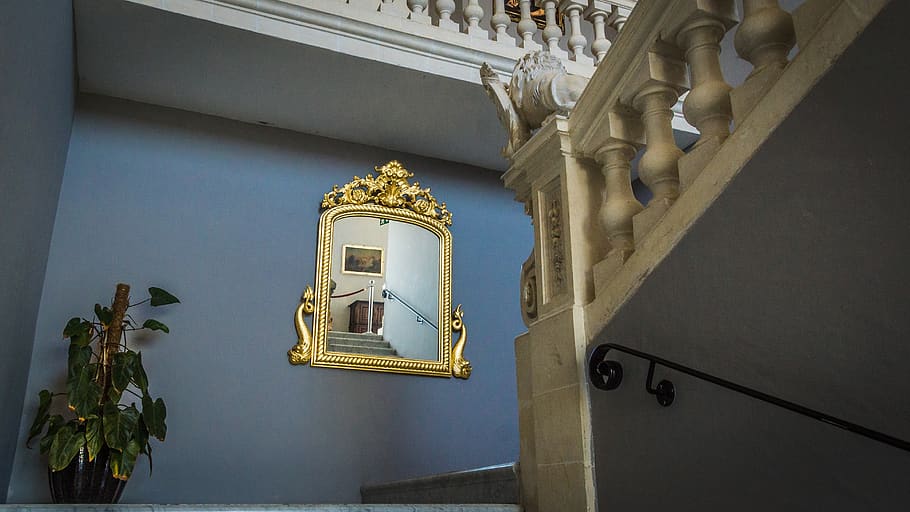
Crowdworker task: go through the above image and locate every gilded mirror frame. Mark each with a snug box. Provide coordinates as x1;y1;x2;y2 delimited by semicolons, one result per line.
288;161;471;379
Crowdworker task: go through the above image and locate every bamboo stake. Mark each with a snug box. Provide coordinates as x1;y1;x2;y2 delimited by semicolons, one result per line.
100;283;131;396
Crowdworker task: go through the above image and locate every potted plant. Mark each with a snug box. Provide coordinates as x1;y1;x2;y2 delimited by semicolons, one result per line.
25;283;179;503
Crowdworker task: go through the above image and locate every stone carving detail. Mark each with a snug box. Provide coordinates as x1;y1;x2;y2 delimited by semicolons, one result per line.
480;52;589;158
547;198;566;295
520;252;538;326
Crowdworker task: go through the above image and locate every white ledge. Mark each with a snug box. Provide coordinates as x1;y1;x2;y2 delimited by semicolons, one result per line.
126;0;596;83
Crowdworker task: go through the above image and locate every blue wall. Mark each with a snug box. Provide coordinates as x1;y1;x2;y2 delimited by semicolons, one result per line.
8;95;530;503
0;0;74;503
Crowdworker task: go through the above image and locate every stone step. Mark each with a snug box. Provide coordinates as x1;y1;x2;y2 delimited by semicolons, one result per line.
0;506;521;512
327;331;384;342
327;343;398;356
361;463;520;505
327;335;390;349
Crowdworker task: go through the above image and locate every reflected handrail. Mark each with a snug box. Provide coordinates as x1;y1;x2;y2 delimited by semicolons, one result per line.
382;285;438;331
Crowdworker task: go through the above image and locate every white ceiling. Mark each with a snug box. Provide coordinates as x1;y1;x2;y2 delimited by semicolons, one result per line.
73;0;512;171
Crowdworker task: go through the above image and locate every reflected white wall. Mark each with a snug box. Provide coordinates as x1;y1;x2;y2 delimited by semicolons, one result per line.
383;221;440;360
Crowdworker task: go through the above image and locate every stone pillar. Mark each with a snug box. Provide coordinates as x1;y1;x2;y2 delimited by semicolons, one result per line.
559;0;594;65
671;2;738;190
623;42;689;241
491;0;516;44
538;0;568;58
407;0;431;24
436;0;459;31
585;1;612;65
518;0;541;50
503;116;606;512
461;0;485;37
731;0;796;122
595;140;642;259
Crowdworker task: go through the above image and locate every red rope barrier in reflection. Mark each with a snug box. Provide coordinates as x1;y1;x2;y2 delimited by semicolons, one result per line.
331;288;365;299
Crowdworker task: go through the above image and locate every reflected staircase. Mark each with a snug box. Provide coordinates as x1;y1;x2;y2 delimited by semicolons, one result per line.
326;331;399;357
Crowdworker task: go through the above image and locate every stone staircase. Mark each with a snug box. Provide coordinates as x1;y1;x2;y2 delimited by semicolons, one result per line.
327;331;398;357
361;463;519;505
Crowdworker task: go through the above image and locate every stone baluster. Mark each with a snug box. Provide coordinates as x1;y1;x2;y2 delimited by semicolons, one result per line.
595;140;643;260
380;0;408;17
462;0;485;37
407;0;431;24
677;15;735;144
436;0;459;31
633;84;684;203
622;41;688;236
517;0;541;50
491;0;516;44
607;4;630;32
559;0;593;65
538;0;567;58
731;0;795;122
585;1;611;65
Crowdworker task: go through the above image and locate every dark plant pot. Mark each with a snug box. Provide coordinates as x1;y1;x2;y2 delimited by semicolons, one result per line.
48;445;127;503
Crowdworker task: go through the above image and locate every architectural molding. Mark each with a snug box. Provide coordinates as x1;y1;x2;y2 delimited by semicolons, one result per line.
128;0;596;83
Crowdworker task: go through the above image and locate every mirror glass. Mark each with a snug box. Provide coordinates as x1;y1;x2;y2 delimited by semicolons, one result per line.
327;216;440;360
288;160;469;378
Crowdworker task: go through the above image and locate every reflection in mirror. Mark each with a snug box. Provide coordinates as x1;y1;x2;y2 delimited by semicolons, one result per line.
327;217;440;360
288;160;469;378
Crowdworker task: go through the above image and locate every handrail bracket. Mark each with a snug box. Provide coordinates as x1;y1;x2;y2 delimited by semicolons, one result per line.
645;360;675;407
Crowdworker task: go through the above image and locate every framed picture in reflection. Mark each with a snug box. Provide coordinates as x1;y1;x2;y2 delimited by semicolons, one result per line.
342;244;384;276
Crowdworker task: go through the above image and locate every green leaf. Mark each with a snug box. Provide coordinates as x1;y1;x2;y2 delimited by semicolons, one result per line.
67;344;93;378
136;416;150;453
141;395;167;441
66;365;101;421
64;318;93;346
63;317;84;337
26;390;53;447
72;329;92;347
136;416;152;476
48;424;85;472
108;384;122;403
40;415;66;455
94;303;113;326
110;439;141;481
103;403;139;451
131;352;148;394
84;416;103;462
111;352;134;394
148;287;179;307
141;319;169;333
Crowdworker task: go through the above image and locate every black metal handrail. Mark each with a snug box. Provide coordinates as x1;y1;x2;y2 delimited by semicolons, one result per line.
589;342;910;453
381;287;438;330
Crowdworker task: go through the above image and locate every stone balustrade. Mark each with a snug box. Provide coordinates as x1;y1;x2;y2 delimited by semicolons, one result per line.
570;0;798;285
335;0;636;70
501;1;807;510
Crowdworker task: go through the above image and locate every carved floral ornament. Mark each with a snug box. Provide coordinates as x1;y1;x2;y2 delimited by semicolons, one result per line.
321;160;453;226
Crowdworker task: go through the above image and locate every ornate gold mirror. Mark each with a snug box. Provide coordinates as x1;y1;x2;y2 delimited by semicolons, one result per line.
288;161;471;379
